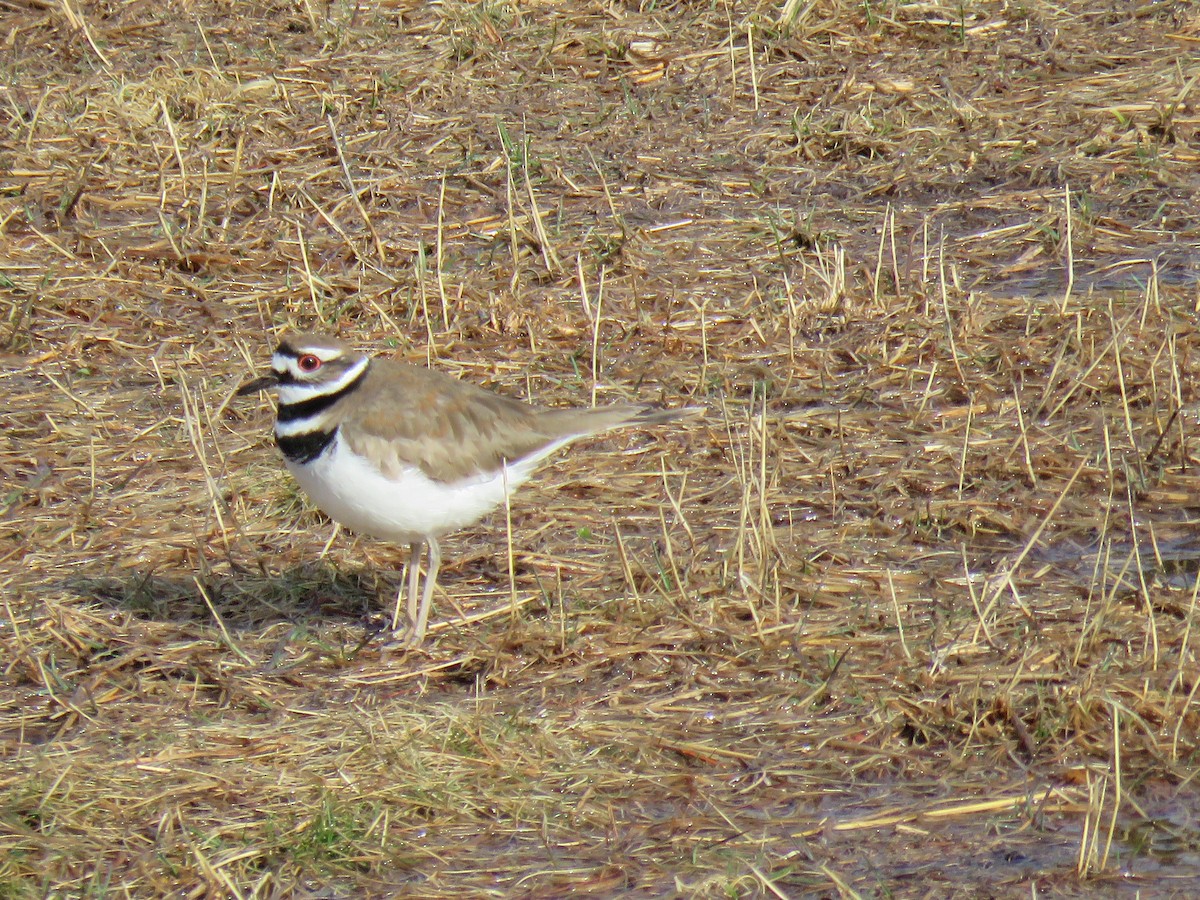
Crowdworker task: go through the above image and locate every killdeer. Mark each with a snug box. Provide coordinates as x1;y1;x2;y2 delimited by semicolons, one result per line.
237;332;698;645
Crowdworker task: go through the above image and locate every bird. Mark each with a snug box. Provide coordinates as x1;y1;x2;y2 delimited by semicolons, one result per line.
237;332;699;646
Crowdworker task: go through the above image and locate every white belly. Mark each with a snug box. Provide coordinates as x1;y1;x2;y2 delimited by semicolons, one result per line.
284;432;531;544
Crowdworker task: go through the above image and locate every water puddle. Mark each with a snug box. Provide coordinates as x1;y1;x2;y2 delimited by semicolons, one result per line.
808;783;1200;892
1032;536;1200;593
979;253;1199;298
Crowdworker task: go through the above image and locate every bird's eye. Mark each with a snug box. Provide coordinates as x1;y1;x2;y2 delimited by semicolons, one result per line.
297;354;323;373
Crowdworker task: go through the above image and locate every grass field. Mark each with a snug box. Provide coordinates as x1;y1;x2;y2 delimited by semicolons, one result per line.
4;0;1200;896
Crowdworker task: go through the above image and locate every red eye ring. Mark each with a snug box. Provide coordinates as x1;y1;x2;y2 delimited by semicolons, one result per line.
297;354;323;373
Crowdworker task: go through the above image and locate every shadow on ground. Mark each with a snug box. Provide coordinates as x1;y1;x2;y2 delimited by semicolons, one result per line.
63;564;385;630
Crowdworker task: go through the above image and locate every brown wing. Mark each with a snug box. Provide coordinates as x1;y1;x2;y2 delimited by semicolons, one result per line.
341;358;701;484
339;359;572;483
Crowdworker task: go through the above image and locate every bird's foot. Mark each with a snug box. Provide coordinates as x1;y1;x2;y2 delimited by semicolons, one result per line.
382;620;427;650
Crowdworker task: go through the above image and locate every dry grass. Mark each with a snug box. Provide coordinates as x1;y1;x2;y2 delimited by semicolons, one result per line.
3;0;1200;896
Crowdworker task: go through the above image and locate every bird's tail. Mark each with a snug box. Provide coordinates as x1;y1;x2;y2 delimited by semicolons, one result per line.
542;403;704;438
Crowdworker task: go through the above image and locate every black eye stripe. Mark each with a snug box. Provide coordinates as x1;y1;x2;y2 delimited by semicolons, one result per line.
275;360;367;422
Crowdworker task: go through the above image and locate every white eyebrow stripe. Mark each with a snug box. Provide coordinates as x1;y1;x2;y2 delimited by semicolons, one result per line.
306;347;345;361
274;346;342;362
271;349;344;375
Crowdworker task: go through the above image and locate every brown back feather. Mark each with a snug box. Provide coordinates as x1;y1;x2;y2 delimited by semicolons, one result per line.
338;359;698;483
